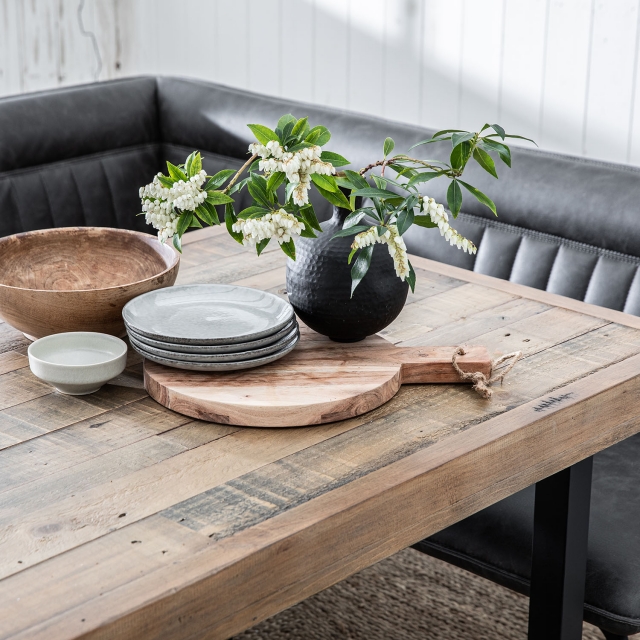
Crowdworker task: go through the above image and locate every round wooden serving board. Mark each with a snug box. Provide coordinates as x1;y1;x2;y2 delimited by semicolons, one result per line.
144;327;492;427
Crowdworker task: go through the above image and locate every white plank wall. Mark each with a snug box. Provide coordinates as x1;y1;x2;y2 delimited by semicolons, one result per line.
1;0;640;165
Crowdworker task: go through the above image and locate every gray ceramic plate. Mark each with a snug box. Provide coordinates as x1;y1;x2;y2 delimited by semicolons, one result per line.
125;317;298;354
122;284;294;345
128;325;299;363
130;330;299;372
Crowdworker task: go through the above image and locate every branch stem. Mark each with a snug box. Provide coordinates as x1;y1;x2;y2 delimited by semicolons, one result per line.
224;154;258;193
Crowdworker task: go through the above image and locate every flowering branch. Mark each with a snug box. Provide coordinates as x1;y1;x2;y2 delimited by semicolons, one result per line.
138;117;535;292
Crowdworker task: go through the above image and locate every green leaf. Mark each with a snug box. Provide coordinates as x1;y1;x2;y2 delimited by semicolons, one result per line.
190;152;202;177
247;124;279;145
195;204;214;226
447;180;462;217
408;129;466;150
292;116;309;138
372;175;387;190
431;128;467;139
172;233;182;253
412;214;438;228
459;180;497;215
285;182;296;204
229;176;249;196
352;187;402;200
157;175;174;189
206;190;234;205
451;131;475;149
205;169;236;190
299;225;318;239
267;171;285;193
184;152;196;177
383;137;395;157
280;239;296;260
450;141;472;171
299;204;322;232
247;174;272;208
320;150;350;167
306;125;331;146
486;133;538;146
407;170;446;188
166;162;188;182
350;245;374;297
396;208;414;235
343;209;367;229
256;238;271;256
277;114;297;132
287;141;315;153
281;120;295;143
238;205;271;219
343;169;369;190
176;212;193;237
225;203;244;244
332;225;371;239
479;139;512;167
473;147;498;178
314;183;352;210
310;173;338;192
190;216;202;228
490;123;506;140
348;247;358;264
203;200;221;225
406;260;416;293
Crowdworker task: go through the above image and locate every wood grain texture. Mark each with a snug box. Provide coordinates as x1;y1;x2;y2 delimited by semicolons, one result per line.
144;328;491;427
1;227;639;640
0;227;179;339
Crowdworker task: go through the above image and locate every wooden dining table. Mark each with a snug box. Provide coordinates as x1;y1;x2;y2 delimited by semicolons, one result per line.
1;225;639;640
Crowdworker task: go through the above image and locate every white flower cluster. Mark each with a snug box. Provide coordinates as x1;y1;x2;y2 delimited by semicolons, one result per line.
139;170;208;242
248;140;335;206
421;197;477;254
232;209;305;247
351;224;411;281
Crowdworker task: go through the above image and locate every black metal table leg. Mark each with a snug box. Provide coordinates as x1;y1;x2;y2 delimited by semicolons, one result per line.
528;456;593;640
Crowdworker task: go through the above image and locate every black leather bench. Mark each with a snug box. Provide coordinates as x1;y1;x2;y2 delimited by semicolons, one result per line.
1;76;639;639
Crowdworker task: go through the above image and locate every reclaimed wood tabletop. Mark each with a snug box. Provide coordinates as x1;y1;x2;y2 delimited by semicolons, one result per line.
1;225;639;640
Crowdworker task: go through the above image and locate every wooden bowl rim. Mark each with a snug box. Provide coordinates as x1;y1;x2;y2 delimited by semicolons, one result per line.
0;226;180;293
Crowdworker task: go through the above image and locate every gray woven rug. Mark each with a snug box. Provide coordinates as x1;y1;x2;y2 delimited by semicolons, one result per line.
234;549;610;639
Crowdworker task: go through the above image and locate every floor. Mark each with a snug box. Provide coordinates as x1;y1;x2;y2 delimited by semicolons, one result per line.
234;548;612;639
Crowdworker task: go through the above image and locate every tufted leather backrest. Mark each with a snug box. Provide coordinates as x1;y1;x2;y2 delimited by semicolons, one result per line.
0;77;160;236
1;76;639;317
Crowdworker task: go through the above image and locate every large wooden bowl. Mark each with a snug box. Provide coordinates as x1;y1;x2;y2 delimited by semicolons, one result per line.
0;227;180;339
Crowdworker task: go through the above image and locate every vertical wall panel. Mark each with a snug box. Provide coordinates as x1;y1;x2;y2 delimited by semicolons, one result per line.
499;0;547;145
420;1;463;130
0;0;23;95
248;0;281;97
458;0;505;132
583;0;639;162
312;0;349;108
3;0;640;167
281;0;314;104
540;0;594;154
348;0;385;116
381;0;422;124
215;0;249;89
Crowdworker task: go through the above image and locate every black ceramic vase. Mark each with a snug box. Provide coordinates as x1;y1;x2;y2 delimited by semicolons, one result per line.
286;203;409;342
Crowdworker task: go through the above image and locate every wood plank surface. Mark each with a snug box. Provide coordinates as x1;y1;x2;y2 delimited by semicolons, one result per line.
1;225;639;640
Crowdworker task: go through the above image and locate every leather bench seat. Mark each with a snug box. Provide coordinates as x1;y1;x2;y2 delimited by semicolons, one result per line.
1;76;639;639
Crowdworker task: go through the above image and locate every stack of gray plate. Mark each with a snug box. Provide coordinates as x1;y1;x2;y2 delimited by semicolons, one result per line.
122;284;299;372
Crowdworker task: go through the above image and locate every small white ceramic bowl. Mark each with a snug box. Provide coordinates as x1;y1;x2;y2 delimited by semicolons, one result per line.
28;332;127;395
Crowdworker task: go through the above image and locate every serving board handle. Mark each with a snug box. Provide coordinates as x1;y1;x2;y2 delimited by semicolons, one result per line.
392;345;492;384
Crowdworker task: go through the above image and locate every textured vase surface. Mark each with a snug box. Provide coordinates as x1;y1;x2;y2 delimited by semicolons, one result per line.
285;204;409;342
